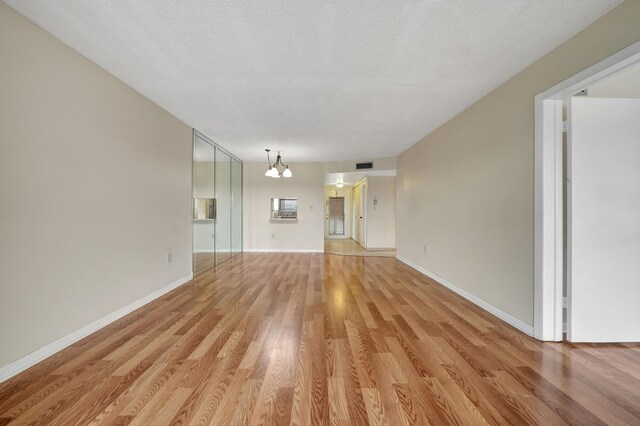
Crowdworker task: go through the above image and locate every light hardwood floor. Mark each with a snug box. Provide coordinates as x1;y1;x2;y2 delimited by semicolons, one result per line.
193;252;216;276
1;253;639;425
324;239;396;257
194;252;236;277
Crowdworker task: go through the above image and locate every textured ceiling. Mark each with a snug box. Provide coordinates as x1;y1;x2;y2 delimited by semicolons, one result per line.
5;0;621;161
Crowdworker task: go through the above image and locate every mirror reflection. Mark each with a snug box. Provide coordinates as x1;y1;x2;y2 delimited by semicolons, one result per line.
192;132;243;276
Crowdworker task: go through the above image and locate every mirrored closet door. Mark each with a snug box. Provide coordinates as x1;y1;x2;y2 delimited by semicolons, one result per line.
192;131;242;276
215;149;232;265
231;158;243;257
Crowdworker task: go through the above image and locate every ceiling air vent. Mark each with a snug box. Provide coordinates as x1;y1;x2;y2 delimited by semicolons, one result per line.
355;162;373;170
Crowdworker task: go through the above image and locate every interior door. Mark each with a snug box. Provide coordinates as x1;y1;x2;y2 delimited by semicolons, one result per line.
567;97;640;342
359;181;367;248
353;184;361;244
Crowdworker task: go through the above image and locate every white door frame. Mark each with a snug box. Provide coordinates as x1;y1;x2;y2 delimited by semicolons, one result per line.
351;179;368;247
352;181;361;244
361;179;367;249
533;40;640;341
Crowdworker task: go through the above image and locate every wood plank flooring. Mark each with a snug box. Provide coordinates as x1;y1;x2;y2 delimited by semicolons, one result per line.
194;252;232;277
194;252;216;276
1;253;639;425
324;239;396;258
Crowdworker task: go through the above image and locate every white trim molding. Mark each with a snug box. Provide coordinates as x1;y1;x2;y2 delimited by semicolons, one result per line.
243;248;324;253
0;273;193;384
533;98;564;341
396;256;534;336
533;39;640;341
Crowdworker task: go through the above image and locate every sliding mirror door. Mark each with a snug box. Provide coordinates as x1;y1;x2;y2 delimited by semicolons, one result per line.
231;158;243;256
193;135;215;275
215;148;232;264
192;131;242;274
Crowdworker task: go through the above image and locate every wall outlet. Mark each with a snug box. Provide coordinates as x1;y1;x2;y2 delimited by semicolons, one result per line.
167;252;173;263
271;233;276;239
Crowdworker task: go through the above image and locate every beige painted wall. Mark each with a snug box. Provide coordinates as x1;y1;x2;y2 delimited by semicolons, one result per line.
366;176;396;249
243;162;325;251
323;157;397;174
245;158;395;251
396;1;640;326
0;3;192;368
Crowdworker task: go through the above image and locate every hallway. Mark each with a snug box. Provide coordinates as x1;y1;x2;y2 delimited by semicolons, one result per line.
1;253;638;424
324;238;396;257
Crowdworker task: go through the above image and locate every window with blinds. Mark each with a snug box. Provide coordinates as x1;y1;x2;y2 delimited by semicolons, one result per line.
328;197;345;235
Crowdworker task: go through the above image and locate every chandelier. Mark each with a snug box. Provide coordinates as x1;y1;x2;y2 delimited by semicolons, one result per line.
264;149;292;178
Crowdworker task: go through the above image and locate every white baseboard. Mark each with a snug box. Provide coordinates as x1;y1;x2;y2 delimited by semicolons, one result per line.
244;248;324;253
396;256;534;336
0;273;193;384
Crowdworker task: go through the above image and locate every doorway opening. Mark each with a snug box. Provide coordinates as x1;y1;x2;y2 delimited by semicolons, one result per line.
323;170;397;257
534;40;640;342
